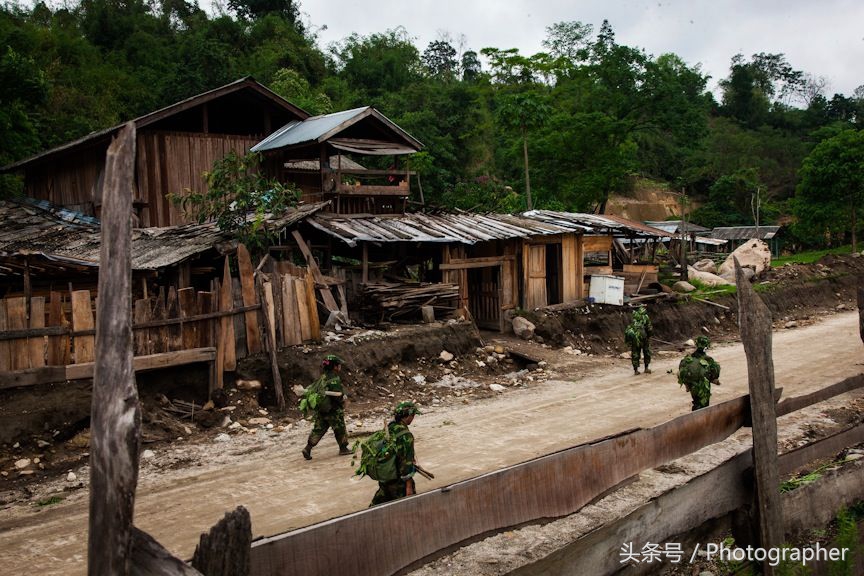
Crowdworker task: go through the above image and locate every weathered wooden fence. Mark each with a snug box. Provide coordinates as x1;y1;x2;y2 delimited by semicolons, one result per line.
248;375;864;576
0;248;323;391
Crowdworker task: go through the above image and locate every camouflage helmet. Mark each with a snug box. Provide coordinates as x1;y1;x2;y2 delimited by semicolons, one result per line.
393;401;422;418
695;335;710;350
322;354;343;370
633;305;648;318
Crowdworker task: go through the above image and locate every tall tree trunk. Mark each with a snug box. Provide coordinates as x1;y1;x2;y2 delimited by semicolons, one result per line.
852;201;857;253
522;126;532;211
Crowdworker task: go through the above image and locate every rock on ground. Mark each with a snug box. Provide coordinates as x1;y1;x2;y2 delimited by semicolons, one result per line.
687;267;733;287
512;316;536;340
718;239;772;279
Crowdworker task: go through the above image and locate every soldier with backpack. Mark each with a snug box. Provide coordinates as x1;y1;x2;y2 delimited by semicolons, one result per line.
624;306;653;375
300;355;351;460
365;401;422;507
678;336;721;411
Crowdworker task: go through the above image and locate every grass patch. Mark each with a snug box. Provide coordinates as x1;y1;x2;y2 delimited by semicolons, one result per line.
772;245;853;267
688;277;737;297
35;495;64;507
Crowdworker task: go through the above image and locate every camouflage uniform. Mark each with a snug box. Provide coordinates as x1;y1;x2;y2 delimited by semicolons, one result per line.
370;401;420;507
678;336;721;411
302;357;349;459
625;307;653;374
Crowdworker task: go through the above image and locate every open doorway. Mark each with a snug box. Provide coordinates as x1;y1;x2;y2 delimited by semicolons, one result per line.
545;242;562;305
467;266;501;330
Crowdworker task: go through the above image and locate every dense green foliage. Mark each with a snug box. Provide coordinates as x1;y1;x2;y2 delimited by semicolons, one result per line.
1;2;863;247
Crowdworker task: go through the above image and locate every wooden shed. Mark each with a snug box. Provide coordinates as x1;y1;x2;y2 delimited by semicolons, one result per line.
1;78;309;228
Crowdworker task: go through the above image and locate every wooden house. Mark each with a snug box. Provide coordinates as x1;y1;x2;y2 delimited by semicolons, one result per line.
1;78;310;227
252;106;424;214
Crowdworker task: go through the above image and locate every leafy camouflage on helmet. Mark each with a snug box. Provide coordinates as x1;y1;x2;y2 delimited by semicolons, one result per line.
322;354;343;370
393;401;422;417
695;335;710;350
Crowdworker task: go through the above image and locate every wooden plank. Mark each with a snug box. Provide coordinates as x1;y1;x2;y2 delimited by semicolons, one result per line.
583;235;613;252
220;258;237;371
305;270;321;340
232;277;248;359
7;296;29;370
249;396;750;576
67;347;217;380
89;121;139;576
152;289;167;354
237;244;262;354
269;267;284;348
71;290;95;364
439;261;504;271
0;366;68;390
282;276;302;346
28;297;46;368
258;279;285;411
178;287;198;351
778;421;864;476
777;373;864;417
47;292;70;366
294;278;311;341
167;287;182;352
0;300;10;371
735;256;782;573
198;292;213;348
561;234;578;303
134;299;152;356
214;279;224;391
291;230;340;313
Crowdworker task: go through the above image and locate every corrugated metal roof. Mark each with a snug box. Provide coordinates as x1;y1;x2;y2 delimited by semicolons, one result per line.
709;226;781;240
251;106;423;153
523;211;667;237
306;212;571;247
0;199;327;273
644;220;711;234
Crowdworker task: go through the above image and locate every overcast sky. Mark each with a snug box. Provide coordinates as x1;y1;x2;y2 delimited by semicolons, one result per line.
299;0;864;98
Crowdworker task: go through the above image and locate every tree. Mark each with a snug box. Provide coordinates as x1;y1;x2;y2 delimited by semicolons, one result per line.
460;50;481;82
172;152;299;254
269;68;332;114
497;92;551;209
795;129;864;251
422;40;457;80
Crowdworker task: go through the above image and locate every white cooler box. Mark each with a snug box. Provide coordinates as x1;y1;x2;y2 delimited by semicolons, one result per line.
589;275;625;306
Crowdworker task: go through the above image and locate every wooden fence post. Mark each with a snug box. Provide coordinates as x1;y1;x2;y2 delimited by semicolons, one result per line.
857;275;863;344
257;276;285;411
735;257;782;575
191;506;252;576
88;122;139;576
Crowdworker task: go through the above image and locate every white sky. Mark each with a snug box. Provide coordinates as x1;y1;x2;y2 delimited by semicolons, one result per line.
299;0;864;98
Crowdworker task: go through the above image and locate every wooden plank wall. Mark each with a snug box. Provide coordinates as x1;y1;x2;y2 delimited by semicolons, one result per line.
24;146;105;214
523;243;548;310
0;257;322;384
136;132;260;227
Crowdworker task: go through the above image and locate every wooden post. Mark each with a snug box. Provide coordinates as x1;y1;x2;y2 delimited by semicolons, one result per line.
257;277;285;411
0;300;10;372
191;506;251;576
735;256;782;574
220;258;236;371
88;122;140;576
362;242;369;285
47;292;70;366
29;297;46;368
236;244;262;354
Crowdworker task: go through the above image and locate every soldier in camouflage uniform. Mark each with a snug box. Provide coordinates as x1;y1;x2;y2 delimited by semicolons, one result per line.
624;306;653;375
370;401;421;507
302;355;351;460
678;336;721;411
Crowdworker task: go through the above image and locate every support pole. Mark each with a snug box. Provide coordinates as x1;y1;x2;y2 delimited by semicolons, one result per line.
88;122;139;576
735;256;782;575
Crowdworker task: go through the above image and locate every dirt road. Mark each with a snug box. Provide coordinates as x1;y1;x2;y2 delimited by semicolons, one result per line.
1;311;862;575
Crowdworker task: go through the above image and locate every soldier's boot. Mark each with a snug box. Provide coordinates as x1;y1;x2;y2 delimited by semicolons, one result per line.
336;431;351;455
302;443;313;460
633;366;640;375
644;366;652;374
338;445;352;456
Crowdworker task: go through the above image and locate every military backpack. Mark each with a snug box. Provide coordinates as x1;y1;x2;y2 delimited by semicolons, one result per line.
354;424;410;482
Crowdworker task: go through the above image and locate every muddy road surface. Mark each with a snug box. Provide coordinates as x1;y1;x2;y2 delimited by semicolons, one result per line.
0;311;862;575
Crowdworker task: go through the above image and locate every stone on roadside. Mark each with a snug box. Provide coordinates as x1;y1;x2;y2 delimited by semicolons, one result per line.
785;321;798;329
142;450;155;459
292;384;305;396
67;472;77;482
684;339;695;347
718;239;771;278
439;350;454;362
489;384;506;393
512;316;536;340
248;417;271;426
673;281;696;293
214;433;232;442
692;259;718;275
236;379;262;391
14;458;30;470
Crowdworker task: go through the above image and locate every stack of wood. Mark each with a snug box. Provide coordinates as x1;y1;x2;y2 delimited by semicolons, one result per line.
360;282;460;323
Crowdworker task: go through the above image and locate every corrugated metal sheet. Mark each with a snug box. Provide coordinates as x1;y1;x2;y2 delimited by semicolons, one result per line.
523;211;667;237
644;220;711;234
709;226;780;240
307;212;571;247
0;200;327;272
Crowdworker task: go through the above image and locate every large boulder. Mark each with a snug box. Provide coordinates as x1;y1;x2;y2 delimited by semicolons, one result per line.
718;239;771;279
511;316;536;340
692;258;718;275
673;281;696;293
687;266;733;287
